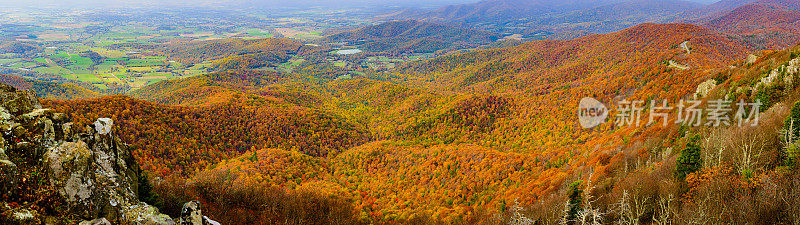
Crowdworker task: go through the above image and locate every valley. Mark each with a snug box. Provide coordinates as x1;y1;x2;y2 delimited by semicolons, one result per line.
2;0;800;224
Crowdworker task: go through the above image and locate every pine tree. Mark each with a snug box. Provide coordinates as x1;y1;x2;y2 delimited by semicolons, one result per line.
676;135;703;180
565;180;583;225
138;170;162;209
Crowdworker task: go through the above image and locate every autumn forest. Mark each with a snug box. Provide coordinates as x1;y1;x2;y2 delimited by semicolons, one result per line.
3;0;800;224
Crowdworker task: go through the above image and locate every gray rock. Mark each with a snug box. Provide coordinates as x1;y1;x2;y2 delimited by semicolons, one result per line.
17;108;54;121
44;141;96;218
0;106;11;121
79;218;111;225
62;122;75;141
0;157;18;198
205;216;221;225
0;87;40;117
1;203;42;225
179;201;218;225
122;203;176;225
93;118;113;135
0;136;7;160
0;82;178;224
179;201;204;225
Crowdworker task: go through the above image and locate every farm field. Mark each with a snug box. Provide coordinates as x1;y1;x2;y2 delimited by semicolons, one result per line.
0;8;380;91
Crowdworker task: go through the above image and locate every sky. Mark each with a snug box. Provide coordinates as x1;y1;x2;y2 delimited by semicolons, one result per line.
6;0;722;9
7;0;483;9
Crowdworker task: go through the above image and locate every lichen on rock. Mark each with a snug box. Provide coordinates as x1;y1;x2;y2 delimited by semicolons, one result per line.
179;201;220;225
0;82;213;224
93;118;113;135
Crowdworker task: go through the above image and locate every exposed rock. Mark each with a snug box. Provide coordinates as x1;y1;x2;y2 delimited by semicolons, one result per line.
0;106;10;121
0;82;189;224
746;54;758;64
0;159;18;199
0;87;40;117
44;141;96;218
0;135;16;198
79;218;111;225
41;118;174;223
179;201;219;225
93;118;113;135
1;203;42;225
123;203;176;225
693;79;717;99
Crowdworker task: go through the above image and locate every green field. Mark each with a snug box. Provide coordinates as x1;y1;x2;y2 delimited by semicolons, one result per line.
182;62;213;76
127;57;165;67
0;58;22;64
0;9;379;93
91;47;127;58
34;65;73;76
277;57;305;72
11;62;37;69
242;29;275;38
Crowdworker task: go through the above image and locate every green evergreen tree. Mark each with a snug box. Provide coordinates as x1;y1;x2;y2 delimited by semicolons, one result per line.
783;101;800;167
676;135;703;180
138;170;162;209
565;180;583;225
785;101;800;138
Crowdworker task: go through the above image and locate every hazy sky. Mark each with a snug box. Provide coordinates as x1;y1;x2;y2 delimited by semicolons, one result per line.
6;0;722;9
7;0;484;9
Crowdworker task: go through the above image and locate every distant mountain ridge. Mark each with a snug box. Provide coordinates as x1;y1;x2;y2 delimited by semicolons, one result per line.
413;0;625;24
670;0;757;22
702;0;800;49
395;23;747;92
321;20;501;55
400;0;705;40
394;0;800;49
0;74;98;100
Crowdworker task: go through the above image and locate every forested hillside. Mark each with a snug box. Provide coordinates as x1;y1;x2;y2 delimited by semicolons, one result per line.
321;20;501;55
36;22;793;224
6;2;800;223
703;0;800;49
0;74;98;99
403;0;705;40
42;93;371;177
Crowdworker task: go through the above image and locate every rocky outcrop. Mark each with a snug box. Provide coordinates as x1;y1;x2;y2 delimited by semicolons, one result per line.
0;82;204;224
179;201;220;225
79;218;111;225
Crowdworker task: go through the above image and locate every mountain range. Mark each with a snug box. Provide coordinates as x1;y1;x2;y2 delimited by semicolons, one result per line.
391;0;799;48
3;0;800;224
320;20;501;55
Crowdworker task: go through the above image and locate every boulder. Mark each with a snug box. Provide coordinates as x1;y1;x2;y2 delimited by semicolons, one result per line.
0;89;40;117
79;218;111;225
0;106;11;121
179;201;220;225
122;203;176;225
93;118;113;135
1;203;42;225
